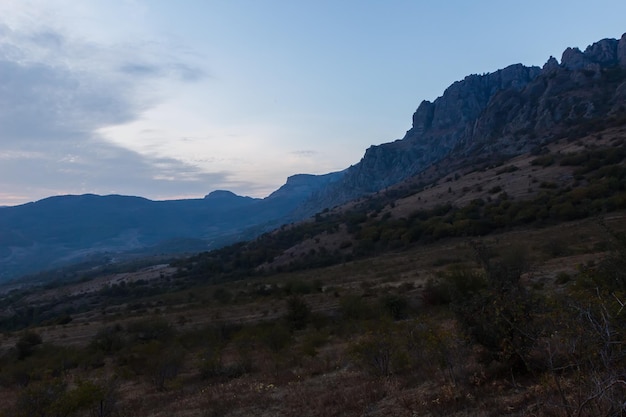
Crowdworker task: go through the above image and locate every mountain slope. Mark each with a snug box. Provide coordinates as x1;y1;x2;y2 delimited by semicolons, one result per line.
297;33;626;214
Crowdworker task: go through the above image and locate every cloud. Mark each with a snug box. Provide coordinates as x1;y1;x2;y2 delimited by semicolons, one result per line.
0;137;234;202
0;24;145;142
290;150;319;157
170;63;206;82
26;29;65;50
119;63;162;76
0;20;216;204
0;58;136;141
118;62;206;82
0;22;207;140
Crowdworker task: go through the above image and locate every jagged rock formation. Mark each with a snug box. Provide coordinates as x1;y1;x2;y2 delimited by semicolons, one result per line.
619;33;626;67
299;33;626;213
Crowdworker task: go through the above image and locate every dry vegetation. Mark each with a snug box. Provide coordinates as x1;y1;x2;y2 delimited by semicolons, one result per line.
1;129;626;416
0;212;625;417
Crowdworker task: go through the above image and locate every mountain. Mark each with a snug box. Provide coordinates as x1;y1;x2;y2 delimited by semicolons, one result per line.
2;32;625;282
2;33;626;417
298;33;626;213
0;172;343;281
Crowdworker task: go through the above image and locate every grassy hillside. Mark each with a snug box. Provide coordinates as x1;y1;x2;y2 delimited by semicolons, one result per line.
0;213;624;416
0;125;625;416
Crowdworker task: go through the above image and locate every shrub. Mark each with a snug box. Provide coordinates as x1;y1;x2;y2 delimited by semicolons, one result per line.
339;295;377;320
8;378;120;417
199;342;225;379
421;278;452;306
555;271;571;285
496;165;519;174
16;331;42;359
531;154;555;167
284;280;316;295
380;294;409;320
11;378;67;417
261;322;292;353
122;340;185;391
213;287;233;304
299;328;329;357
127;317;174;342
451;243;539;371
350;319;408;376
402;317;467;385
90;324;124;353
285;295;311;331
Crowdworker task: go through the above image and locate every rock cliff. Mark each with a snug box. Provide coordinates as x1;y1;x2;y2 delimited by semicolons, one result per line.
299;33;626;213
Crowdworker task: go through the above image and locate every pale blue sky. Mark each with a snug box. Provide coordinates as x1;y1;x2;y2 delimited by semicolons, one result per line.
1;0;625;205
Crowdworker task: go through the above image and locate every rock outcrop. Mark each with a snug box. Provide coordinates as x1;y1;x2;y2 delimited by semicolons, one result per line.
619;33;626;67
560;38;622;70
299;32;626;213
542;56;559;72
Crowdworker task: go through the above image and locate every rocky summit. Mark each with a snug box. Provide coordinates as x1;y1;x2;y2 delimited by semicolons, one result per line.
299;33;626;213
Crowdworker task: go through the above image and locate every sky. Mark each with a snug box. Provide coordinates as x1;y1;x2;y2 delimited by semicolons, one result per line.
1;1;625;206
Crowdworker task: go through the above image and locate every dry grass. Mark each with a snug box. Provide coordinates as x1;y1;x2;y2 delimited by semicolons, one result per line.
2;129;626;416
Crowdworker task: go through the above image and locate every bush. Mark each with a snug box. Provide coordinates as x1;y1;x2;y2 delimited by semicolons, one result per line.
380;294;409;320
127;317;174;342
421;278;452;306
451;243;539;371
401;318;467;385
285;295;311;331
531;154;555;167
350;319;408;376
555;271;571;285
8;378;120;417
199;343;225;379
16;331;42;359
261;322;292;353
122;340;185;391
90;324;124;353
213;287;233;304
299;328;329;357
11;378;67;417
339;295;377;320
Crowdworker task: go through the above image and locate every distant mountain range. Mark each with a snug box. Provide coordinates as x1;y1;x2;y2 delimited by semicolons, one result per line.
1;32;625;281
0;172;343;280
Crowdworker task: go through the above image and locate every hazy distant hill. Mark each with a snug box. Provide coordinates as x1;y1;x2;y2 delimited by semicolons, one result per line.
0;172;343;281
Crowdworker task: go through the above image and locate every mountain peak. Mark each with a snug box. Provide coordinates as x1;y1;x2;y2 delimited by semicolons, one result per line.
299;32;626;210
542;56;559;72
560;35;626;71
204;190;241;200
619;32;626;67
267;172;344;200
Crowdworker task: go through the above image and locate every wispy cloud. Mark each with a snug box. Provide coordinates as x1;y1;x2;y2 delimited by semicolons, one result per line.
290;150;319;157
0;15;217;204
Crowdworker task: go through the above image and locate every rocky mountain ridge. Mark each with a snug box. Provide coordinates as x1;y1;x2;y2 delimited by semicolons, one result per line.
297;33;626;214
